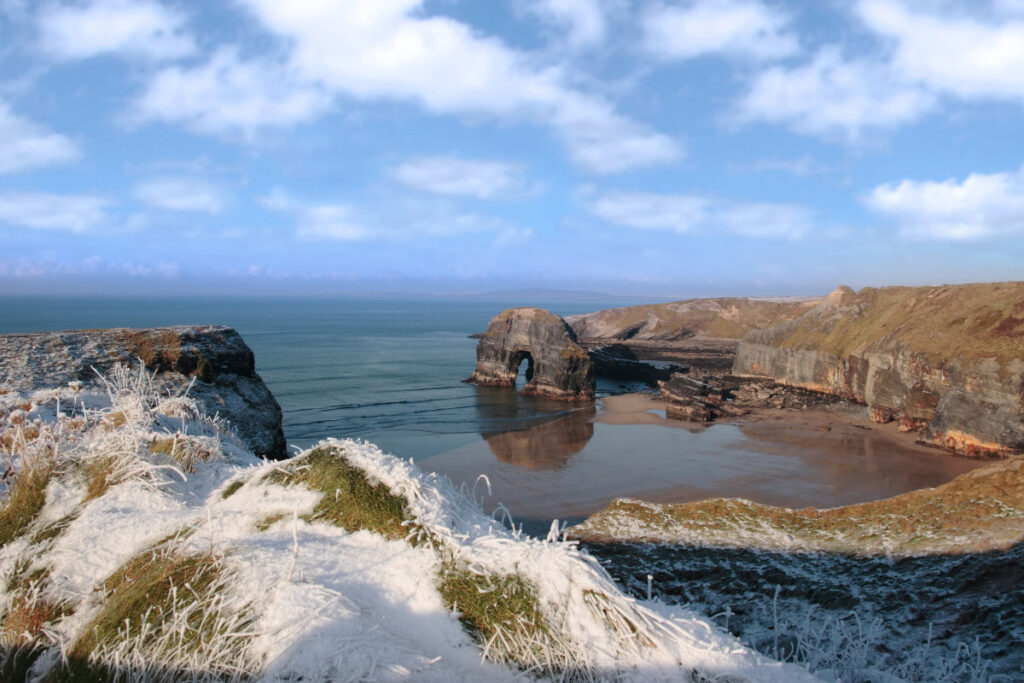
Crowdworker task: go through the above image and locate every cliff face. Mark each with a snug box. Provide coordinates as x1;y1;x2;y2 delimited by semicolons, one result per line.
566;297;821;342
733;283;1024;457
467;308;595;401
0;325;287;458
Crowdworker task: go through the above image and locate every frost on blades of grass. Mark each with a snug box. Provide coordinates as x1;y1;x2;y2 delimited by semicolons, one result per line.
0;364;813;682
53;539;255;683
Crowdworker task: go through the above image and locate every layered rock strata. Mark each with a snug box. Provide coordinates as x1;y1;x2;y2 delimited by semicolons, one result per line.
658;374;725;422
733;283;1024;457
0;325;287;458
467;308;595;401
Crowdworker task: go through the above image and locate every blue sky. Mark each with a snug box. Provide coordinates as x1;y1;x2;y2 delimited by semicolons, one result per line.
2;0;1024;297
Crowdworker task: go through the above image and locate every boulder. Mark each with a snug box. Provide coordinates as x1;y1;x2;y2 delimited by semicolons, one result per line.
0;325;287;459
467;308;595;401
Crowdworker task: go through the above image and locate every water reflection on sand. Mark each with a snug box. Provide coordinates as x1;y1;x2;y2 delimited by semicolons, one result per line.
419;391;988;522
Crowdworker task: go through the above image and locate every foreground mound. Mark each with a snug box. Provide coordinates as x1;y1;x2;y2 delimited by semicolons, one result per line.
734;282;1024;456
0;366;807;682
570;457;1024;556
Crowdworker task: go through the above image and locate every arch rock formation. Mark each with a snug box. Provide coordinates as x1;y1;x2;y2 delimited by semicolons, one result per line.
467;308;595;401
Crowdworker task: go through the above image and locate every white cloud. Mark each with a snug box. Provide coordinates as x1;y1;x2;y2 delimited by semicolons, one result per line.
0;191;109;232
132;48;331;137
642;0;798;62
393;157;528;199
866;165;1024;239
138;0;680;173
260;186;528;242
736;48;934;138
857;0;1024;103
297;205;370;241
527;0;607;48
133;176;226;213
590;190;811;238
38;0;194;61
0;101;79;173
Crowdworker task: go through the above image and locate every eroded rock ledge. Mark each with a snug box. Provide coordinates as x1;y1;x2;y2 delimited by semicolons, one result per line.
0;325;287;458
467;308;595;401
733;283;1024;457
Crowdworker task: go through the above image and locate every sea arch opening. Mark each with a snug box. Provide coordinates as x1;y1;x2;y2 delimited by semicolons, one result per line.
510;349;534;390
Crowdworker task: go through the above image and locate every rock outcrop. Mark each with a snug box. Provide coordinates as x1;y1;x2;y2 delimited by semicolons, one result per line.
587;344;684;385
0;325;287;458
467;308;595;401
658;374;725;422
733;283;1024;457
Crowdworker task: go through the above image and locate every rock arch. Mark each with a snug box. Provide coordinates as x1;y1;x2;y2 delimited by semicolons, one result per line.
467;308;595;401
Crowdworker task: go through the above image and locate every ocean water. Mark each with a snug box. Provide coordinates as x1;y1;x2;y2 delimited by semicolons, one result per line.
0;296;606;458
0;296;985;524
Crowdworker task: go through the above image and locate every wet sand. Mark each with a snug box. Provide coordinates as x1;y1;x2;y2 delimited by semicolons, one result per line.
419;392;988;522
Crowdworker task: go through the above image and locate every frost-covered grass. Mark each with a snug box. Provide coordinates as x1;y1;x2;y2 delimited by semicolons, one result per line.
586;540;1024;681
0;365;811;682
571;455;1024;556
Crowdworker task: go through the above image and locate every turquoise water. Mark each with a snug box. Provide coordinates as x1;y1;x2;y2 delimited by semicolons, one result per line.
0;296;608;458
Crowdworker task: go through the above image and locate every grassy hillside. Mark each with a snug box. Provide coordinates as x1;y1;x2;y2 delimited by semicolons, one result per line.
760;282;1024;366
567;297;821;342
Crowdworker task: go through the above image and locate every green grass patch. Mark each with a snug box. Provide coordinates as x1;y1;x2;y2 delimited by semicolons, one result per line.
0;460;54;549
438;560;549;653
255;512;288;531
221;480;244;499
263;447;411;540
54;541;242;682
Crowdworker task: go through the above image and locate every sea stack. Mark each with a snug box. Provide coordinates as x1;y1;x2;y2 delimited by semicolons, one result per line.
467;307;595;401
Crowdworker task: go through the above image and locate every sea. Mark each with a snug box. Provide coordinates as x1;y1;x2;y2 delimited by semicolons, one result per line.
0;296;985;527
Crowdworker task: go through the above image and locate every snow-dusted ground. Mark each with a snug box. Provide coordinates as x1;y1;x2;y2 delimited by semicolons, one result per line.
0;367;817;682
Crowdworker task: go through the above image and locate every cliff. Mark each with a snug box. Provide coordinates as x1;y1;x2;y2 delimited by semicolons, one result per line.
566;297;821;342
733;282;1024;457
467;308;595;401
0;325;286;458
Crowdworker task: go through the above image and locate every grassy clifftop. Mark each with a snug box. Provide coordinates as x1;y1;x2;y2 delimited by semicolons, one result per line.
759;282;1024;366
567;297;821;342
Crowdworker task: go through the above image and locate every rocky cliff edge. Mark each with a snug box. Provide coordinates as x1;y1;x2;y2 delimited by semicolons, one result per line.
733;282;1024;457
0;325;287;458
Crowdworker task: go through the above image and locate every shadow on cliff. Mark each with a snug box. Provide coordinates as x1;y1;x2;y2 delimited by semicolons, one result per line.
582;539;1024;677
473;386;596;471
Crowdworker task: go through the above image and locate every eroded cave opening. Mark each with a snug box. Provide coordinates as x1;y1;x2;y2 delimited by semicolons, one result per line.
511;350;534;390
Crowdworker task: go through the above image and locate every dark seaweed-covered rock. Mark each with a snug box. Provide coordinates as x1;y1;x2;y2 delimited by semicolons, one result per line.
0;326;287;458
467;308;595;401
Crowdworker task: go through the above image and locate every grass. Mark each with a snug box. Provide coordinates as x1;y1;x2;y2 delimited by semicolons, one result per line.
767;282;1024;368
30;511;79;546
0;459;54;549
55;541;252;682
263;446;412;539
82;454;120;503
572;456;1024;556
437;558;555;669
571;297;820;341
255;512;288;531
221;480;244;499
150;436;215;474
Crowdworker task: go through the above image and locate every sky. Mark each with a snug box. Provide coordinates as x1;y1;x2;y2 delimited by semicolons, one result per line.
2;0;1024;298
